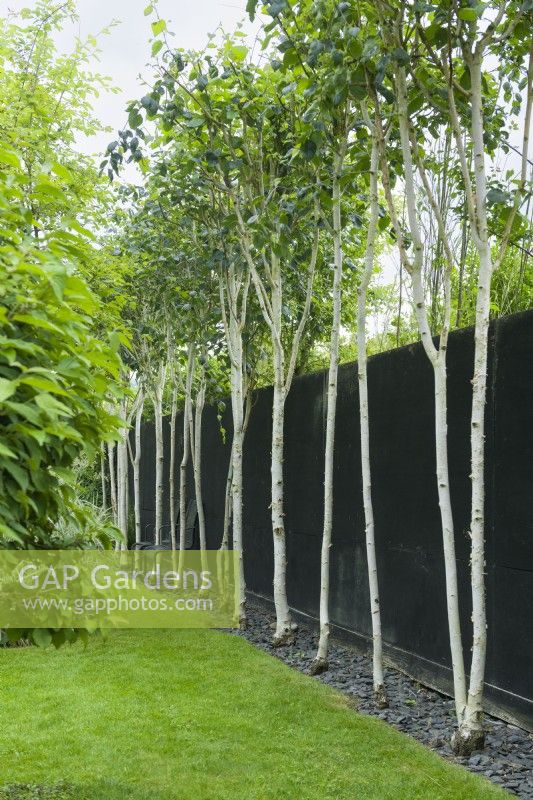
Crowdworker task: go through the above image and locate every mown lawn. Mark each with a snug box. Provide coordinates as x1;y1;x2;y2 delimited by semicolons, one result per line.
0;629;505;800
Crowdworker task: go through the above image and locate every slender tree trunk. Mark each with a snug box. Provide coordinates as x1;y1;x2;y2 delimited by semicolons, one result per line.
169;384;178;549
270;251;293;646
397;64;468;725
221;440;234;550
453;52;491;755
153;362;166;546
119;439;129;550
100;442;107;510
116;399;129;550
230;340;246;624
312;147;345;673
132;389;144;545
271;358;292;645
232;201;318;641
190;371;207;549
107;442;117;525
456;212;468;328
219;265;250;624
179;344;195;550
115;437;122;551
378;68;468;729
356;136;387;706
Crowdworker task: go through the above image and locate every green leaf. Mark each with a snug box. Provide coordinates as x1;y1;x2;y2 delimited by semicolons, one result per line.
151;19;166;36
51;163;73;182
458;7;478;20
300;139;317;160
0;442;16;459
144;4;154;14
246;0;258;20
4;460;29;490
0;378;17;403
0;147;21;168
391;48;410;65
183;117;205;128
12;314;63;334
35;393;74;418
487;187;510;205
19;375;67;395
32;629;53;648
152;39;163;57
31;180;67;203
128;109;144;129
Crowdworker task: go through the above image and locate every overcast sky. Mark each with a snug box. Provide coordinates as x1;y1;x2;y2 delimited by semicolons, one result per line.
2;0;261;160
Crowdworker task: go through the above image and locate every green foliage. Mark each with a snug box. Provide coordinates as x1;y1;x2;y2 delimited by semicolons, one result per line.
0;1;115;228
0;145;123;547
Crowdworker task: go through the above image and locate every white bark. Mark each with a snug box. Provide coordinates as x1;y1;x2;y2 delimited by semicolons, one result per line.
313;146;346;672
271;337;292;643
190;369;207;550
219;265;252;625
455;51;491;748
153;362;166;546
100;442;107;510
392;66;468;722
179;344;195;551
116;399;129;550
169;384;178;549
453;44;533;752
356;134;386;704
220;440;233;551
107;441;117;526
129;388;144;545
230;361;246;623
232;195;319;640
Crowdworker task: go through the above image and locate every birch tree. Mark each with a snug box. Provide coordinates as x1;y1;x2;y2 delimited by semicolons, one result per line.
373;0;533;751
356;127;387;706
147;47;322;642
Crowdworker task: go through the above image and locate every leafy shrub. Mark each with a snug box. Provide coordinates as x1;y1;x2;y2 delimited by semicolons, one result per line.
0;144;123;547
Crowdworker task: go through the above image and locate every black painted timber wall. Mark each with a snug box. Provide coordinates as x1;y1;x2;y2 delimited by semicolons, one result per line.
136;310;533;730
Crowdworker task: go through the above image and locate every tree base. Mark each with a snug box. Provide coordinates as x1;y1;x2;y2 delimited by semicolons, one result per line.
309;656;329;675
374;684;389;709
272;629;295;647
451;725;485;756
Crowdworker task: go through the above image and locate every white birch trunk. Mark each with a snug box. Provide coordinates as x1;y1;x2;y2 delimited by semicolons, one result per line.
393;67;468;726
190;371;207;550
221;440;234;551
179;344;195;551
232;198;318;641
119;439;129;550
153;362;166;546
115;437;122;551
100;442;107;510
220;263;253;624
107;441;117;526
453;52;491;754
169;384;178;549
132;389;144;545
270;251;293;646
230;343;246;624
116;399;129;550
312;148;345;673
356;136;387;706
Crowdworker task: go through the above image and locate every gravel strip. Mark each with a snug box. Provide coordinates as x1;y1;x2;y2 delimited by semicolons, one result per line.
232;599;533;798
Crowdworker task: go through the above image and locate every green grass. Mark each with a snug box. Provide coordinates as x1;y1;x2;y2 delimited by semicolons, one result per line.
0;630;505;800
